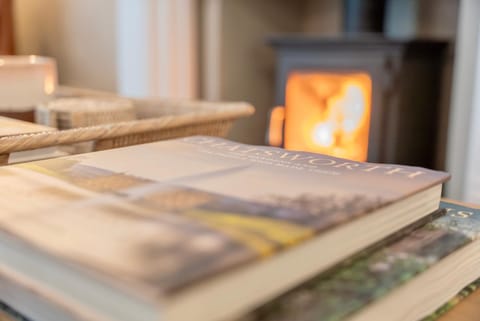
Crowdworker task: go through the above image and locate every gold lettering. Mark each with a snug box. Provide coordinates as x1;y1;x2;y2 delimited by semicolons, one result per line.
362;165;385;172
444;207;455;214
185;138;429;178
279;153;314;161
451;210;473;219
262;150;276;156
385;168;425;178
308;158;336;166
334;162;360;170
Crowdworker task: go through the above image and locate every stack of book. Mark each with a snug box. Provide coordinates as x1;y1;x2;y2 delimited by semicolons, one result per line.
0;136;478;321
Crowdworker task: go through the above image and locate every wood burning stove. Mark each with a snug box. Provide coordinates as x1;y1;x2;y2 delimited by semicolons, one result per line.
266;35;448;168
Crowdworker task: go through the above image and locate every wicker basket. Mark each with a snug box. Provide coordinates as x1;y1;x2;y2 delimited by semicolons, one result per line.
0;87;254;165
36;97;137;129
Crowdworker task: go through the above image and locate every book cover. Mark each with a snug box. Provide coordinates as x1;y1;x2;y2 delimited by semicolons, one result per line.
0;201;480;321
234;200;480;321
1;270;478;321
0;136;448;292
0;136;449;321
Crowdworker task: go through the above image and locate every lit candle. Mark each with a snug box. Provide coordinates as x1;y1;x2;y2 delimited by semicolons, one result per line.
0;55;58;121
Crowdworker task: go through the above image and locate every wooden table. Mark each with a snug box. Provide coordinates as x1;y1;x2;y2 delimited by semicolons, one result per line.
438;287;480;321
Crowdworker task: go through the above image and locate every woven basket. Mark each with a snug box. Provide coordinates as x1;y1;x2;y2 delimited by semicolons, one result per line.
0;87;254;165
36;97;137;129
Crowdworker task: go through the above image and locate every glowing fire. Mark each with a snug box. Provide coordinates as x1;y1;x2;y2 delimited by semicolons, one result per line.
268;106;285;147
284;72;372;161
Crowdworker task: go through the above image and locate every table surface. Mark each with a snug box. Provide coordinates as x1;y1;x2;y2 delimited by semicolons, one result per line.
438;287;480;321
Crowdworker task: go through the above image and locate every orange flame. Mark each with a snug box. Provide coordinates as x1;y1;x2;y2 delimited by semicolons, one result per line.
268;106;285;147
283;72;372;161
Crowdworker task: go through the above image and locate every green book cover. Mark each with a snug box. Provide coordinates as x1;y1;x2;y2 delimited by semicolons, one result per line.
234;200;480;321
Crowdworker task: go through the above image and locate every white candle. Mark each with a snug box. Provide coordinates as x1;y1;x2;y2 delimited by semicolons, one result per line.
0;55;58;111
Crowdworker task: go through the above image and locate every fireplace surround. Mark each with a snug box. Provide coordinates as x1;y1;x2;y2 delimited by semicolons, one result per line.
267;35;448;169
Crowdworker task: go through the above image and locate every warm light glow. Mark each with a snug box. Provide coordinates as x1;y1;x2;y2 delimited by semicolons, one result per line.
268;106;285;147
284;72;372;161
44;74;56;95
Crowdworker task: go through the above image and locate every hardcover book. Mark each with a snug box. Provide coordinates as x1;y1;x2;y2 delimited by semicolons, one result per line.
0;136;448;321
234;200;480;321
1;204;479;321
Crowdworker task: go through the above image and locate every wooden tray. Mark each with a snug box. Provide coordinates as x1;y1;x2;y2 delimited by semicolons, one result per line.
0;87;254;165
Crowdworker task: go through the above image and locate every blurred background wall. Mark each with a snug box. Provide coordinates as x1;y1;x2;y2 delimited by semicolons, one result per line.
9;0;480;203
14;0;117;91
